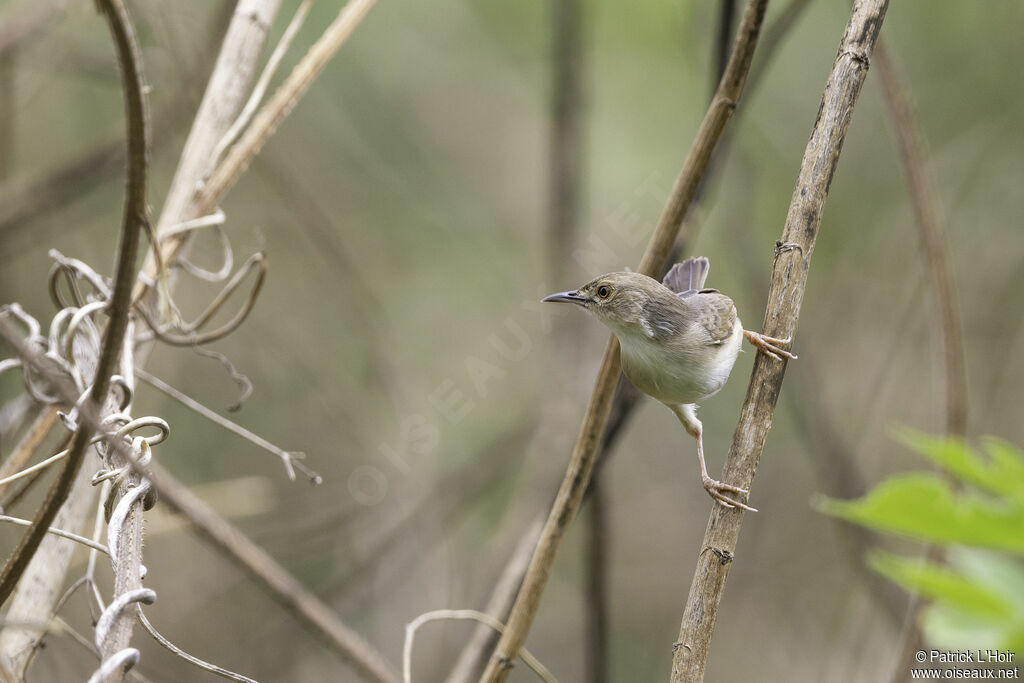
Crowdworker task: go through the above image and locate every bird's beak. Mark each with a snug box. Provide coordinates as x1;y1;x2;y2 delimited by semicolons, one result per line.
542;290;588;306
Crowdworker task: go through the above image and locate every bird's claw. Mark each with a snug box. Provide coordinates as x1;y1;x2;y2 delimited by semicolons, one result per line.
702;476;758;512
744;330;798;361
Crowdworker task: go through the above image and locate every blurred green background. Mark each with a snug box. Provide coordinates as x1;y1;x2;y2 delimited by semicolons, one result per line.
1;0;1023;680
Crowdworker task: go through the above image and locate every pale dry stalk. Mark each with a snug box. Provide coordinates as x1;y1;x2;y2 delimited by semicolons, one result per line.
478;0;770;679
0;0;281;674
669;1;890;681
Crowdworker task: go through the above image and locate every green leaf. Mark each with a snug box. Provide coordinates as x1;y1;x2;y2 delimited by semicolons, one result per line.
868;551;1011;619
817;435;1024;652
814;474;1024;555
921;603;1018;652
896;429;1024;503
870;550;1024;651
983;438;1024;501
947;548;1024;614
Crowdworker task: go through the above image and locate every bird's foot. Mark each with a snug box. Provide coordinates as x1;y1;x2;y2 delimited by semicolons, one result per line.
744;330;798;361
702;475;758;512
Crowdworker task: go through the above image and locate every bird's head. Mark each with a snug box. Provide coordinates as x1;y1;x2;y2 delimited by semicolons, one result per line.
542;271;675;338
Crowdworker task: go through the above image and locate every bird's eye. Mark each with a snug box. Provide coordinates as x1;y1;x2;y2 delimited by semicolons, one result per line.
597;285;610;299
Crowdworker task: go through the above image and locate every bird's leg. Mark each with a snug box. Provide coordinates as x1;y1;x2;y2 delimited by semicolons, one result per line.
743;330;797;361
694;431;758;512
671;404;757;512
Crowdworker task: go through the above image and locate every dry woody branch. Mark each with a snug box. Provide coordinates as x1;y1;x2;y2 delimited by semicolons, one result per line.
478;0;769;679
669;1;890;681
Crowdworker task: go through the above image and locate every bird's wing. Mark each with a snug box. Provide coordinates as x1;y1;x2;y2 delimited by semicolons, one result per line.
663;257;709;297
692;292;738;345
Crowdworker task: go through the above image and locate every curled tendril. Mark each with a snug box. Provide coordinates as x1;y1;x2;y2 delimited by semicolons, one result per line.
64;301;107;362
22;347;77;404
109;375;134;412
134;252;267;347
164;211;234;283
89;588;156;683
192;346;253;412
2;303;41;340
103;415;170;447
87;648;140;683
48;250;112;310
106;475;153;560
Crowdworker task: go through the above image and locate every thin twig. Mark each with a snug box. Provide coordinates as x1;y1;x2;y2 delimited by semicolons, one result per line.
583;0;815;497
133;252;267;346
405;610;556;683
209;0;315;170
198;0;377;212
89;2;150;672
0;6;233;251
191;346;254;412
874;41;966;441
0;467;48;513
548;0;601;676
448;520;543;683
0;514;109;555
49;617;158;683
0;0;148;608
584;478;608;683
669;2;889;681
134;368;317;482
548;0;585;283
141;459;400;683
0;322;400;683
745;0;812;100
131;0;283;305
0;351;96;678
137;608;257;683
478;2;769;680
0;406;58;482
563;0;811;496
0;444;73;487
712;0;736;100
132;0;378;334
727;197;908;623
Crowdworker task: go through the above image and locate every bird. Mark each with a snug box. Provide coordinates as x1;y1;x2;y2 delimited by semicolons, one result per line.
542;256;796;511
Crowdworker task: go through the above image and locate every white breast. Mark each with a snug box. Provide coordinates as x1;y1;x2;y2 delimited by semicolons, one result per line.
618;317;743;405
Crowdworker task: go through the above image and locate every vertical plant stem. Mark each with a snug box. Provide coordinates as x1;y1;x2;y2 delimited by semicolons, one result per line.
548;0;585;283
448;520;544;683
550;0;607;677
0;0;149;673
712;0;736;99
133;0;283;301
584;477;609;683
874;38;967;681
0;407;58;482
478;2;769;680
668;2;889;681
874;41;966;439
0;0;149;609
91;2;150;673
194;0;378;221
1;1;279;675
142;460;400;683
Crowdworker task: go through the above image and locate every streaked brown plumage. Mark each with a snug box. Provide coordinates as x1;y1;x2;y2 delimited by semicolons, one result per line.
543;257;796;511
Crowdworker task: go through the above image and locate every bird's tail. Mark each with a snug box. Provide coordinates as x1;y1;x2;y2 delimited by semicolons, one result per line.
662;256;710;295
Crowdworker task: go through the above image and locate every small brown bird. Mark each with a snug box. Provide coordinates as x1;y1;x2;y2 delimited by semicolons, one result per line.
543;257;795;511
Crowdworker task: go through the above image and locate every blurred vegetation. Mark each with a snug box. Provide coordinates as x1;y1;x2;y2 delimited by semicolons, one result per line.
1;0;1023;681
819;432;1024;653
